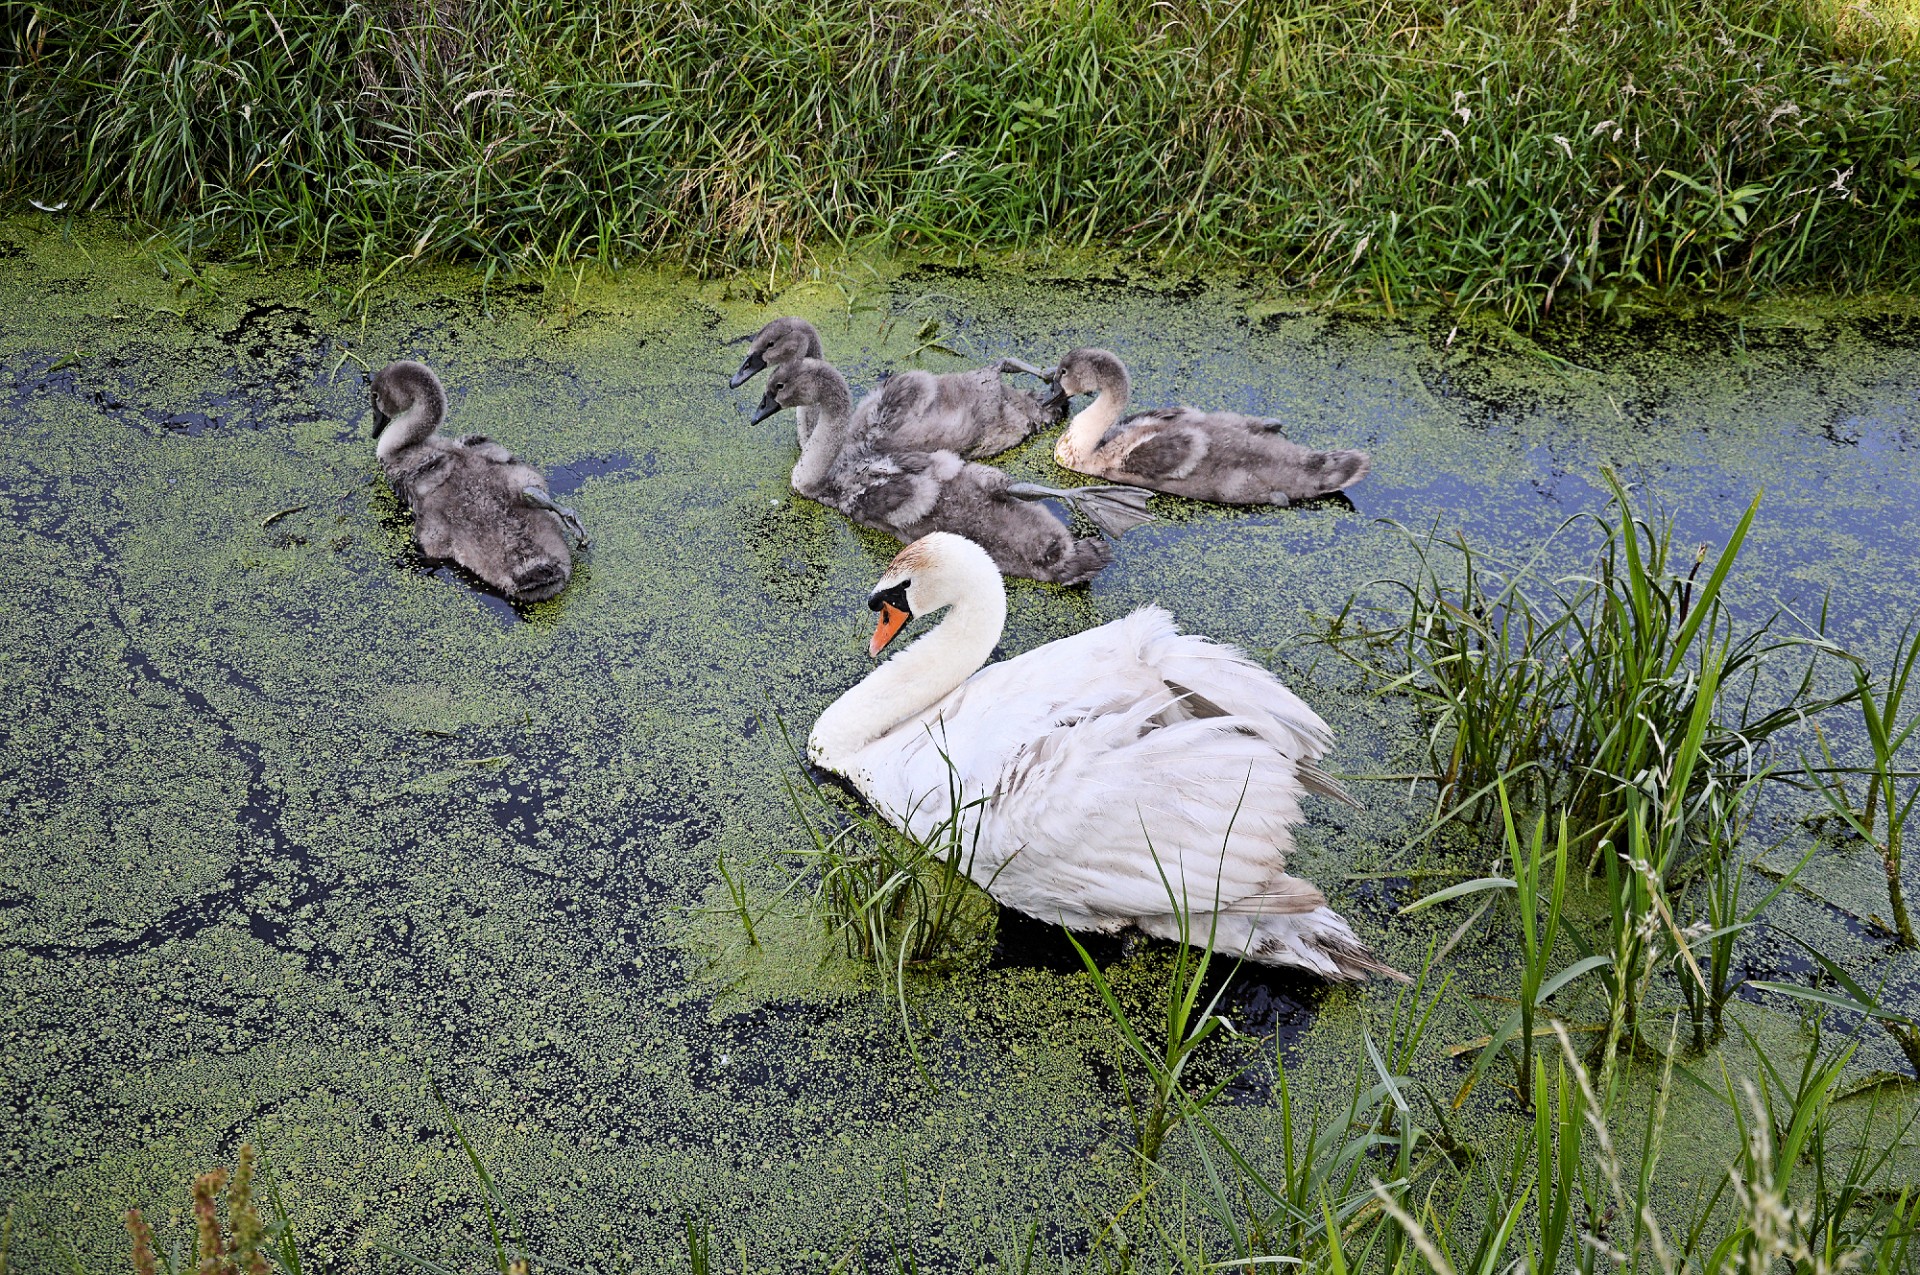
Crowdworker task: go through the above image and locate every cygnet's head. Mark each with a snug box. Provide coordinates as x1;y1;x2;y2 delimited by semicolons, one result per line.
748;357;849;425
1050;347;1130;400
369;359;446;436
865;533;999;656
729;316;823;388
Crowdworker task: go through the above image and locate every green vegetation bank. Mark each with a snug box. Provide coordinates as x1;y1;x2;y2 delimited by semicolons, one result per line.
7;0;1920;320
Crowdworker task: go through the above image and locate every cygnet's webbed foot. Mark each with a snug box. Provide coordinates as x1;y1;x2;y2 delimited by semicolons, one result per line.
522;486;591;546
994;356;1053;381
1005;481;1156;537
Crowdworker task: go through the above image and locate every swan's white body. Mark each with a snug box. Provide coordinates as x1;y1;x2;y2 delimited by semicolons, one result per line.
809;534;1398;980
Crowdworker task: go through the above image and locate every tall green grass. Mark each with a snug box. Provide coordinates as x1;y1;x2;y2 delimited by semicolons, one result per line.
1806;619;1920;947
1322;469;1840;848
8;0;1920;318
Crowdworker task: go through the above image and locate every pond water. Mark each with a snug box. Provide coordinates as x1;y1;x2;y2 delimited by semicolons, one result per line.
2;222;1916;1271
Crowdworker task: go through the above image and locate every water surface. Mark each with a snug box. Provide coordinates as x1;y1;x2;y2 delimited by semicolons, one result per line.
2;225;1916;1270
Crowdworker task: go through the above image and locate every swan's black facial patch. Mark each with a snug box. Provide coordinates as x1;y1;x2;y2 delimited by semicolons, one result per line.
868;580;911;617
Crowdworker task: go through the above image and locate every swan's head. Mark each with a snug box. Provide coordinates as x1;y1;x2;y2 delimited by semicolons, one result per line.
729;316;824;389
369;359;446;437
865;532;999;657
748;357;850;425
1049;347;1130;401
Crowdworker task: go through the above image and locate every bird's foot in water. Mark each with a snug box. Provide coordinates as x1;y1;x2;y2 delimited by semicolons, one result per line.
1007;481;1156;537
522;487;591;546
994;356;1053;381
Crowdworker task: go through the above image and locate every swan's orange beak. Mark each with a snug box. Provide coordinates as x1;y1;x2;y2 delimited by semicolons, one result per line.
869;603;910;657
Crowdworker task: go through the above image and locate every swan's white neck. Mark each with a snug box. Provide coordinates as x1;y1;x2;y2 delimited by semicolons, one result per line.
809;580;1007;771
376;403;439;462
1054;384;1128;468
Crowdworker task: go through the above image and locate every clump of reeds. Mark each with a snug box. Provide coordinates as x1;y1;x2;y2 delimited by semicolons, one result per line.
1330;471;1865;1067
1323;468;1838;850
1805;618;1920;948
777;721;995;988
1097;1012;1918;1275
8;0;1920;320
1066;848;1239;1170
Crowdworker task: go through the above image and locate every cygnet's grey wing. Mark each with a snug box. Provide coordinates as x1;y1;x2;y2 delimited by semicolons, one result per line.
1103;410;1208;483
460;434;550;490
851;372;941;453
1179;411;1371;503
928;462;1111;586
1104;408;1368;504
410;444;574;600
945;367;1059;457
833;449;966;538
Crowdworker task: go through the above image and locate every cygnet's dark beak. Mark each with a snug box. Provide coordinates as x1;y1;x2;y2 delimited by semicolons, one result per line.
371;401;390;435
747;384;782;425
1036;368;1069;419
729;349;766;389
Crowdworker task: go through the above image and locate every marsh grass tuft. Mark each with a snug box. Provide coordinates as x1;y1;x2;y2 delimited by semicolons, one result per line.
9;0;1920;319
1324;469;1842;850
781;747;996;980
1402;786;1598;1106
1067;846;1239;1172
1805;618;1920;947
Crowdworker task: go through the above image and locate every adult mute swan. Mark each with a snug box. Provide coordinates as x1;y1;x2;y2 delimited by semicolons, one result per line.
371;360;588;603
1046;348;1371;505
809;532;1402;981
730;315;1064;458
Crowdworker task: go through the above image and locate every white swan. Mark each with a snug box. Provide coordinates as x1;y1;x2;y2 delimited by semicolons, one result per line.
809;532;1402;981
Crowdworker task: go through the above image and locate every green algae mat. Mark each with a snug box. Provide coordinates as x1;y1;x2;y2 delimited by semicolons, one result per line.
2;221;1916;1271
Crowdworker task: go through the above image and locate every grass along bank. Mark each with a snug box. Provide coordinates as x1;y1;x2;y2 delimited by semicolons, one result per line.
8;0;1920;322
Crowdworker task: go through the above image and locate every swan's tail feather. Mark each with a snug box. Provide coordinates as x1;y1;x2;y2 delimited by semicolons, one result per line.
1006;481;1156;537
1297;758;1362;810
1246;905;1406;983
1134;900;1403;983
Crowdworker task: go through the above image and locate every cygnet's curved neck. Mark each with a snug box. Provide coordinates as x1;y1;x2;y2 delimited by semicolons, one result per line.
790;372;856;497
377;396;443;462
1056;371;1130;467
809;573;1007;769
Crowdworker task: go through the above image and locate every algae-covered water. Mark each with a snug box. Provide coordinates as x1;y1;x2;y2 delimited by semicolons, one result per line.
2;221;1916;1271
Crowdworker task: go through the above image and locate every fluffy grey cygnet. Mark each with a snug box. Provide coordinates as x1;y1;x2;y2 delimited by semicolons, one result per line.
1048;348;1370;505
729;315;1064;459
750;358;1151;587
370;360;588;603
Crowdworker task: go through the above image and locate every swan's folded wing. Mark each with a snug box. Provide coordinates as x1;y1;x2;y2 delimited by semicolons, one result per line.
1115;425;1206;482
984;702;1317;924
1127;609;1336;764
